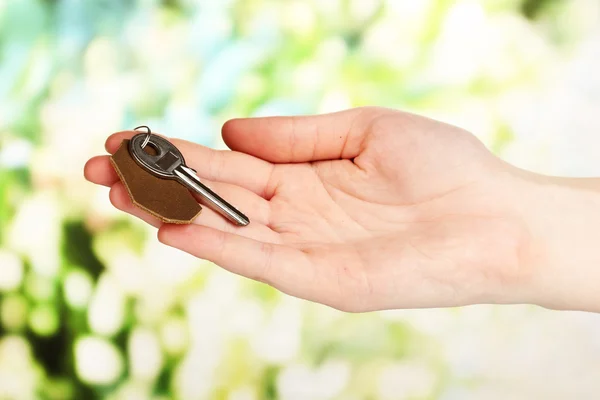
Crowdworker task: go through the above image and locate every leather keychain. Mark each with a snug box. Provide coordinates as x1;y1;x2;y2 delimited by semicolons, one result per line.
110;138;202;224
110;126;250;226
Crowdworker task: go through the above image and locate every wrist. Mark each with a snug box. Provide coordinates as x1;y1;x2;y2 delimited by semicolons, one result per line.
510;169;600;312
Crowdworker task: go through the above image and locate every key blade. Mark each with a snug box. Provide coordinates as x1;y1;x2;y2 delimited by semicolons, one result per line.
129;132;249;227
175;166;250;227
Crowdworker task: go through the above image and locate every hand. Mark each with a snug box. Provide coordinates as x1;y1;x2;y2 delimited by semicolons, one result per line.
84;107;600;312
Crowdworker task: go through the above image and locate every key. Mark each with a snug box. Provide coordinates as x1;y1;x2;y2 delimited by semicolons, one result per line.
128;131;250;226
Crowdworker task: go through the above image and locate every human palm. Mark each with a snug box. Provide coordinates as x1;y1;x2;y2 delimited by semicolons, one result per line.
85;107;529;312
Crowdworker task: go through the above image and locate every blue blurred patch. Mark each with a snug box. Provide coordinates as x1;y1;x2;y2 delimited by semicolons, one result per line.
196;41;269;113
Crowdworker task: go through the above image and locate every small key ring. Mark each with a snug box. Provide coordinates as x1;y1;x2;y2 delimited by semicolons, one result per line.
134;125;152;149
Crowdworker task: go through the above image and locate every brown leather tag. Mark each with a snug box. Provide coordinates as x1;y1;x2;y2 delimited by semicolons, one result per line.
110;139;202;224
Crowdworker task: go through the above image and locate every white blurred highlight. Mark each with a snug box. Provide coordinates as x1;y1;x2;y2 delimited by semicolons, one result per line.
378;361;437;399
228;299;265;337
252;297;301;363
0;336;37;399
283;2;315;36
277;360;350;399
9;192;61;277
0;250;24;291
88;273;126;336
75;336;124;385
0;138;32;168
160;317;189;356
173;270;242;399
128;327;163;381
228;386;257;400
63;270;94;309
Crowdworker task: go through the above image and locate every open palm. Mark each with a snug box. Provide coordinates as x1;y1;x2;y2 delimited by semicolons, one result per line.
85;107;529;312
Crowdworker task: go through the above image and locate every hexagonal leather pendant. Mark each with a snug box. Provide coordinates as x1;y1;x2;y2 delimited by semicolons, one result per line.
110;139;201;224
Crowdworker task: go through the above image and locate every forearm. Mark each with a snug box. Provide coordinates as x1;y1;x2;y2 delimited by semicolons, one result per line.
513;170;600;312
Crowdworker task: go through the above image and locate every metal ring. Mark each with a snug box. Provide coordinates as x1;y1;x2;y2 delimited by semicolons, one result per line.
133;125;151;149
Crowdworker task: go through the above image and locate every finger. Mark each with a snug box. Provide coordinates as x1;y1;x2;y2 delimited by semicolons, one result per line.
191;179;271;225
158;224;316;298
189;179;277;242
84;156;119;187
109;182;162;228
109;176;276;242
221;106;388;163
105;130;275;198
192;207;280;243
84;152;272;224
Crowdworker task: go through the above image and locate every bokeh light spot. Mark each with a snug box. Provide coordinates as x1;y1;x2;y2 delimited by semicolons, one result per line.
63;269;93;309
75;336;124;385
0;250;24;291
28;303;59;337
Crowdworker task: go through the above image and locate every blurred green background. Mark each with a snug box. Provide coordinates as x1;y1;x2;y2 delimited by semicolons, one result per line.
2;0;600;399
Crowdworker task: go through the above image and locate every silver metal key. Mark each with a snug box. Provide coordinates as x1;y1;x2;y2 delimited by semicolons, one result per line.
128;131;250;226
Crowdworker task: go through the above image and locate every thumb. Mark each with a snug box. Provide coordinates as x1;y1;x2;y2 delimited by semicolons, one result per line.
221;107;384;163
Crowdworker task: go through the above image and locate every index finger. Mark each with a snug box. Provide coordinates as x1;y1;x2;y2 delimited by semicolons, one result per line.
105;130;275;199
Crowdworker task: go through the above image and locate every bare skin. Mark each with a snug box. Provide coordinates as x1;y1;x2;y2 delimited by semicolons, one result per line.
84;107;600;313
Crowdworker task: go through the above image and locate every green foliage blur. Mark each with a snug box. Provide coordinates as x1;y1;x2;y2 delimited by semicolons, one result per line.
0;0;596;399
